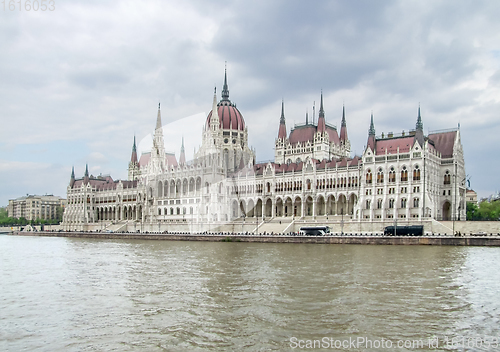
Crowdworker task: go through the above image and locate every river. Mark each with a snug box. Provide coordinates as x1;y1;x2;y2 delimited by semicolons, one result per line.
1;235;499;351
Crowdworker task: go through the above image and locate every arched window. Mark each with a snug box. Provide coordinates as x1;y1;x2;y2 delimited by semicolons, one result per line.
377;168;384;183
366;169;373;184
413;165;421;181
444;170;451;185
377;199;382;209
366;199;371;209
389;199;395;209
389;167;396;183
401;166;408;182
401;198;407;208
413;198;420;208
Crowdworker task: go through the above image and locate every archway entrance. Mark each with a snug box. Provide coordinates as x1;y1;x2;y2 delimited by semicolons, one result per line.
442;201;451;221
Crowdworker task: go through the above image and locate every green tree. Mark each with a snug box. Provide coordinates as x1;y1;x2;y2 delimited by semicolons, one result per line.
467;200;500;221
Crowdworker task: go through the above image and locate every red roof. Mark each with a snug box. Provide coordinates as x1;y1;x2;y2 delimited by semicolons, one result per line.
166;153;178;167
428;131;456;158
139;153;150;167
205;102;245;131
288;124;340;145
375;136;414;155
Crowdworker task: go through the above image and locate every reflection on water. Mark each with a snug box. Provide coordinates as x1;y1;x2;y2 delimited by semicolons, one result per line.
1;236;499;351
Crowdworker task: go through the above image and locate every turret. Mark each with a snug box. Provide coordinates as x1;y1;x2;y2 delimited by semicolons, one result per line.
278;100;287;140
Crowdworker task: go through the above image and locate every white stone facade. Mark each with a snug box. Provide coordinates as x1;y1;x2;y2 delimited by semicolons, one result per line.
62;73;466;232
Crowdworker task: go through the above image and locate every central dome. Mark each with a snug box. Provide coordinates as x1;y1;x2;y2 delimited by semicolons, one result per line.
205;101;245;131
205;68;245;131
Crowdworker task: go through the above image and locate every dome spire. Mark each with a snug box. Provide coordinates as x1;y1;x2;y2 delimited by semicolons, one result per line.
222;62;230;101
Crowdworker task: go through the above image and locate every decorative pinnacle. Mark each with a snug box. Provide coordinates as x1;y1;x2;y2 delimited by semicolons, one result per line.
319;90;324;117
71;166;75;179
222;64;230;101
416;104;423;131
132;135;137;152
280;99;285;124
369;113;375;136
84;163;89;177
342;104;346;126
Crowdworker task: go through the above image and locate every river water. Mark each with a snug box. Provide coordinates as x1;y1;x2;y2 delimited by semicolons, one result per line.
1;236;499;351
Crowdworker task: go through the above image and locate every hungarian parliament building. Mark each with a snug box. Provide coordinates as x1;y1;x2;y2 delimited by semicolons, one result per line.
62;70;466;232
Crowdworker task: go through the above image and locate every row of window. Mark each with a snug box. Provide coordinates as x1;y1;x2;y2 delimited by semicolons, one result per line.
366;198;420;209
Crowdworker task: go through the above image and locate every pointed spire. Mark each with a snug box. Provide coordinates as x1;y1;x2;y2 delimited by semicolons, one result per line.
369;112;375;136
131;136;138;164
340;104;348;142
414;105;424;146
222;63;230;101
280;99;285;123
84;164;89;177
278;100;287;140
317;90;326;133
156;102;162;130
209;87;220;129
416;104;423;131
319;90;325;118
341;104;346;126
306;110;309;125
70;166;75;187
367;113;376;152
179;136;186;166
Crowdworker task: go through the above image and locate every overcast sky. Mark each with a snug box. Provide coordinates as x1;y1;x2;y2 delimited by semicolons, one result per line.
1;0;500;206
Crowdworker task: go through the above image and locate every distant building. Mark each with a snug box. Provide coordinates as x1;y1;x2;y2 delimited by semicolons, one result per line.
7;195;66;221
466;189;478;204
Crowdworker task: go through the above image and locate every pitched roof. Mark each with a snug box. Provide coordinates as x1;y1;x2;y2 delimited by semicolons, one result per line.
428;131;456;158
375;136;414;155
288;124;340;145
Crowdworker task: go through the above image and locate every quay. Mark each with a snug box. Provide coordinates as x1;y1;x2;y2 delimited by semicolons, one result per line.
11;231;500;246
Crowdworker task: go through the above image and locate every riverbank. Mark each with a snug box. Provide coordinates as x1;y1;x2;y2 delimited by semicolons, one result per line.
11;231;500;246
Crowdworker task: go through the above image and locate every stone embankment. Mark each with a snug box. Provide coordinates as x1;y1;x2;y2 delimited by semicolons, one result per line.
12;231;500;246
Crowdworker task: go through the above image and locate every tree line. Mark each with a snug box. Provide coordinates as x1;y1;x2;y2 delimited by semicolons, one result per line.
0;207;62;226
467;200;500;221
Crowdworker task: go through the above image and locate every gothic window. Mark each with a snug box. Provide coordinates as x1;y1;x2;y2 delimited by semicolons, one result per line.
444;170;451;185
389;199;395;209
377;168;384;183
366;200;371;209
366;169;373;184
413;198;420;208
377;199;382;209
413;165;421;181
401;166;408;182
389;167;396;183
401;198;407;208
